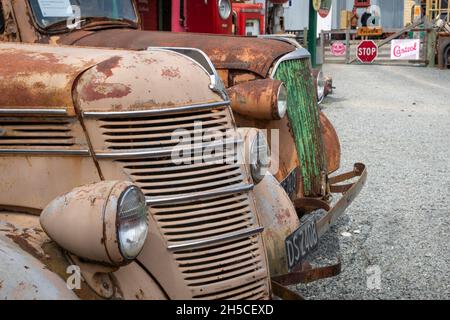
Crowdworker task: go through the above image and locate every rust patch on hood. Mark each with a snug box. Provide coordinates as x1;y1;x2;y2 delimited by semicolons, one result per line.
58;29;296;77
96;56;122;78
161;66;181;79
81;83;132;101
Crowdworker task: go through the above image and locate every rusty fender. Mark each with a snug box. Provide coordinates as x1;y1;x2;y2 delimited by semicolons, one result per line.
255;163;367;293
0;222;78;300
253;173;301;277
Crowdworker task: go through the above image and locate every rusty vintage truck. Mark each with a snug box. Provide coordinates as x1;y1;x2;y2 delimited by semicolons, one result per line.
0;0;367;286
0;42;281;300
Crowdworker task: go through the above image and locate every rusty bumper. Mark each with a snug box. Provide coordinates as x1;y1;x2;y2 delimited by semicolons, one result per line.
271;163;367;299
317;163;367;238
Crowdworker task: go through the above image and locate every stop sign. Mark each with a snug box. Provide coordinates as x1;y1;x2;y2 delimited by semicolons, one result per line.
357;40;378;63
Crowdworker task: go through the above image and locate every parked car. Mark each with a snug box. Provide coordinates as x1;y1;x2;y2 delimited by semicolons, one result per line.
0;0;367;284
0;42;276;300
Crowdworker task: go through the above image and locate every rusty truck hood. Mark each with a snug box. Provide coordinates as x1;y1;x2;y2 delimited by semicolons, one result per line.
57;29;296;77
0;43;221;116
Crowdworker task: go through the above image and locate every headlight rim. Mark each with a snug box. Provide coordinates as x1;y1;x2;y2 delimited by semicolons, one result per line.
116;185;149;262
275;82;288;119
218;0;232;20
316;70;326;104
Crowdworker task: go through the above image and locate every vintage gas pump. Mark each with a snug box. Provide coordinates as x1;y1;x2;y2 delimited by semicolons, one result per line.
232;1;265;36
267;0;288;34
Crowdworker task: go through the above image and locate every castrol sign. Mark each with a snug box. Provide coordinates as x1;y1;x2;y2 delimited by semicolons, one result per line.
390;39;420;60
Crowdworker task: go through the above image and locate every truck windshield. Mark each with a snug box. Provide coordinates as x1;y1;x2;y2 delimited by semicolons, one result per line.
28;0;137;29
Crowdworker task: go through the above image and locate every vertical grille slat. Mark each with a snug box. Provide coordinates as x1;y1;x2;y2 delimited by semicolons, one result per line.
274;59;326;196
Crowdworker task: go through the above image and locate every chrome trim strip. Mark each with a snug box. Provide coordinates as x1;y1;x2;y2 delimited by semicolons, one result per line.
0;108;68;116
146;183;254;206
257;35;303;48
83;101;230;118
167;226;264;252
0;149;90;156
147;47;229;101
96;139;243;160
270;48;311;79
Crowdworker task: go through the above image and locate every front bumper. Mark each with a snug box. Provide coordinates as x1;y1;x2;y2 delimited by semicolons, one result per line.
317;163;367;237
271;163;367;298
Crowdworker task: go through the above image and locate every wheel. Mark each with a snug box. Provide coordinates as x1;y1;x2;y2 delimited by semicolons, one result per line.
445;45;450;69
438;38;450;69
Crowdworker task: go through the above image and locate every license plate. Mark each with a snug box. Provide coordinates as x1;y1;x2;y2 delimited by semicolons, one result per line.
285;217;319;272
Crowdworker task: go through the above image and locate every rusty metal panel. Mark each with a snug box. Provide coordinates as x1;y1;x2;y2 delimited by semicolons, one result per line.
320;112;341;174
59;29;296;77
273;59;327;196
83;104;271;300
0;216;78;300
253;174;301;277
0;43;107;115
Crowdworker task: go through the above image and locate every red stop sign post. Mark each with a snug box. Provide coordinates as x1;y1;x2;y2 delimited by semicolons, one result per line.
357;40;378;63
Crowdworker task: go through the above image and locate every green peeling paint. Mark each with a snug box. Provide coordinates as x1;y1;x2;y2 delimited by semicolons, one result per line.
274;59;325;196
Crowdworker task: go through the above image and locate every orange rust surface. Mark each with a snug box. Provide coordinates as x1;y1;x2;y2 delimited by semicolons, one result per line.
320;112;341;174
57;29;295;77
227;79;284;120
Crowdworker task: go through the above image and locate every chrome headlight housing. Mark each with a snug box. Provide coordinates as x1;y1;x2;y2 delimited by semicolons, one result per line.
40;181;149;267
317;70;326;104
277;83;288;119
250;131;271;183
218;0;232;20
117;186;148;260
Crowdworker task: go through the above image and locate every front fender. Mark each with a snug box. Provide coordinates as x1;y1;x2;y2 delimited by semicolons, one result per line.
253;174;301;277
320;112;341;174
0;232;78;300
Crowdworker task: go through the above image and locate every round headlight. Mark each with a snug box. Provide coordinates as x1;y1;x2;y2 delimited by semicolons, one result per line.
277;83;288;119
117;186;148;260
317;70;326;104
250;131;271;183
218;0;232;20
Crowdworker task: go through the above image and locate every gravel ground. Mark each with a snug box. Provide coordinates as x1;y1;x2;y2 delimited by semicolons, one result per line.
294;64;450;300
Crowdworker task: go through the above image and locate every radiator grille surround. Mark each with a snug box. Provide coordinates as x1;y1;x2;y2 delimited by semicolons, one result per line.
273;58;327;196
89;103;270;300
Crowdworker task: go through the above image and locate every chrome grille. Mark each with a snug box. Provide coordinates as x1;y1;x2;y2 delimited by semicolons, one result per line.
98;108;231;151
174;236;269;299
153;194;254;243
0;117;75;147
91;104;269;300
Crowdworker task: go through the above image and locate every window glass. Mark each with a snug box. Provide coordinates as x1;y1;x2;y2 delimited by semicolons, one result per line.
28;0;137;29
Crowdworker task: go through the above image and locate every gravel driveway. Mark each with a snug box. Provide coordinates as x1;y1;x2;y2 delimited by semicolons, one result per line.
294;64;450;300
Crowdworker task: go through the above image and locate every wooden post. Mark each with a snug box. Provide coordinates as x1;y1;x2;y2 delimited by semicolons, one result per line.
304;27;309;49
308;0;318;68
345;28;350;64
426;28;437;67
320;30;325;65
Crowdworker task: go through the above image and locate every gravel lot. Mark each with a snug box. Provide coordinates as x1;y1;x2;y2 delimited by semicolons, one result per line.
294;64;450;300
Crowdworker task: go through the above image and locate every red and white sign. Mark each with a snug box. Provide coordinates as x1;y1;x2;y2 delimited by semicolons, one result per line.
390;39;420;60
331;42;346;56
357;40;378;64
